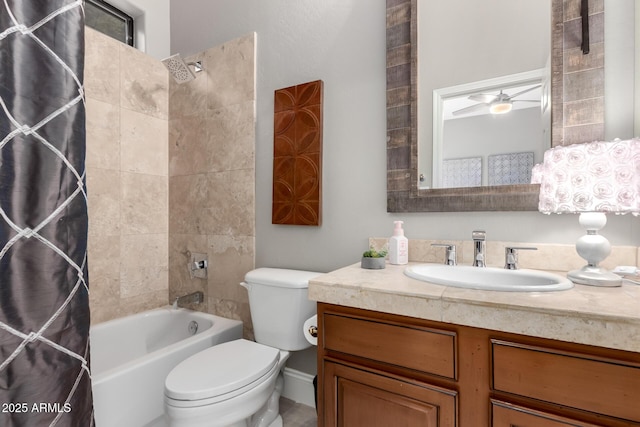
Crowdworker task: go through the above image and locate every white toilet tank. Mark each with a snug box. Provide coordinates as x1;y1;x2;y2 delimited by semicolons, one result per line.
242;268;321;351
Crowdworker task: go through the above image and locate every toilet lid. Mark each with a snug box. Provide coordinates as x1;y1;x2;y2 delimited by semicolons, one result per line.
165;339;280;401
244;268;322;289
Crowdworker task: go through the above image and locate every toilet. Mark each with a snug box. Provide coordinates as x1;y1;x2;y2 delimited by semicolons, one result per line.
164;268;320;427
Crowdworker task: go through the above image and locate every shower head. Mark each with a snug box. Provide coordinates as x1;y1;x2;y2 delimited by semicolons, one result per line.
161;54;203;84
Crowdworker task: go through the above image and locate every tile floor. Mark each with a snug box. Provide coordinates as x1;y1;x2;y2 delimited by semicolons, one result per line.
280;397;317;427
147;398;316;427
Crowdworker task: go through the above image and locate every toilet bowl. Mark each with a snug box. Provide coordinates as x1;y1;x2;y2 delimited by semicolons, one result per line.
163;268;321;427
165;340;288;427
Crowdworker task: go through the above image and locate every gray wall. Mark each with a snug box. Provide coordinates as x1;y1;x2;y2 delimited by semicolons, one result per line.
106;0;170;58
170;0;638;273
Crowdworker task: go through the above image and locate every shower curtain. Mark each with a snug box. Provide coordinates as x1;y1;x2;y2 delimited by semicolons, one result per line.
0;1;93;426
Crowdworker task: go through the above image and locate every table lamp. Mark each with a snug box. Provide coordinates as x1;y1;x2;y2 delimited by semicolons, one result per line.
532;138;640;287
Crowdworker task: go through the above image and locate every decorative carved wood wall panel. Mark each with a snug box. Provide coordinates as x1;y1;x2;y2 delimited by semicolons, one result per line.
273;80;323;225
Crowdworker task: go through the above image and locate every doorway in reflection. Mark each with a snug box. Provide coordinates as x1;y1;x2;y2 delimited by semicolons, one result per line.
431;71;550;189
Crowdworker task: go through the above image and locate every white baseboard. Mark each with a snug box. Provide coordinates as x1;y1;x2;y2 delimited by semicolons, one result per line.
282;367;316;408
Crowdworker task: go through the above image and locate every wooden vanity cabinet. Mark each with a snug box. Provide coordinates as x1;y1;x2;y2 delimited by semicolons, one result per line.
317;303;640;427
324;361;457;426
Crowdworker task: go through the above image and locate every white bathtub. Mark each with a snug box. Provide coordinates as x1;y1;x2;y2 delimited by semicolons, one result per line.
90;307;243;427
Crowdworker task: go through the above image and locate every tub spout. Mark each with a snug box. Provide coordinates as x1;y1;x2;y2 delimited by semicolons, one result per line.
172;291;204;309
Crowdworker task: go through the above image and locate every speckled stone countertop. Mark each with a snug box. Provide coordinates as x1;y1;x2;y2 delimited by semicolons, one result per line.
308;262;640;353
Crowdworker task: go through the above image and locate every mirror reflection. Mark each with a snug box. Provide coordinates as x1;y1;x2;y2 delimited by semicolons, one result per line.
417;0;550;190
432;70;550;188
605;0;639;140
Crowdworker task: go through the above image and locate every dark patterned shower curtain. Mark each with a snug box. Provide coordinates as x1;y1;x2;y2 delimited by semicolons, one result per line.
0;1;93;426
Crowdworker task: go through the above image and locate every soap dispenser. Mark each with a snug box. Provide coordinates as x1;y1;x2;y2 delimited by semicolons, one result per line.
389;221;408;265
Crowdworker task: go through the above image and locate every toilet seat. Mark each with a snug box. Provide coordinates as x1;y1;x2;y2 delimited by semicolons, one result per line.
165;339;280;408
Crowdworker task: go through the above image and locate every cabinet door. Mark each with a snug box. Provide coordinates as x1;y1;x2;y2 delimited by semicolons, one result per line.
323;361;457;427
492;400;600;427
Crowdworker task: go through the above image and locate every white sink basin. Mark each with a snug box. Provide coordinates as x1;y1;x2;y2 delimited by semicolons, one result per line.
404;264;573;292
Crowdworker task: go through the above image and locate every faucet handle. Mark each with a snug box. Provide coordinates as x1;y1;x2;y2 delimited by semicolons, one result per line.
504;246;537;270
472;230;486;241
431;243;457;265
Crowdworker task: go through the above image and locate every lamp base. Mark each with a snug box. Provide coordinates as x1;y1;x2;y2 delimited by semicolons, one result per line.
567;265;622;287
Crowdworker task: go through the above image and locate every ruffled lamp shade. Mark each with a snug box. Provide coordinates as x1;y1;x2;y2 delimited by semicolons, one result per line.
532;138;640;286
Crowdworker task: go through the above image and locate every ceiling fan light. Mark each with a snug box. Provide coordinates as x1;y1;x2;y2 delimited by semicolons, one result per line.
490;101;512;115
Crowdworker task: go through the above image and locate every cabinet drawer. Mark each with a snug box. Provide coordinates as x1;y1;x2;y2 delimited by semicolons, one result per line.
322;313;457;379
491;400;600;427
492;340;640;422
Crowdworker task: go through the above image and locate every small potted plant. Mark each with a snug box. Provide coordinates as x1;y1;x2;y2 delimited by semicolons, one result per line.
361;246;388;270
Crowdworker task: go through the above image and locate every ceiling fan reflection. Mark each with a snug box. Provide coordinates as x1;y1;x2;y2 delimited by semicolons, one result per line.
452;85;541;116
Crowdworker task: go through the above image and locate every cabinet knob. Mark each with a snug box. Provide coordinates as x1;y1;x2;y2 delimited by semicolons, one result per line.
308;325;318;338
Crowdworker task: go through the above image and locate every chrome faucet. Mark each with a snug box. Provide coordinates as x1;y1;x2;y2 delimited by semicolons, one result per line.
504;246;537;270
472;230;486;267
172;291;204;309
432;243;457;265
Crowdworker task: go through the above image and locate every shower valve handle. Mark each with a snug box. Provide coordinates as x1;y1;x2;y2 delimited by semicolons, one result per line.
191;260;207;270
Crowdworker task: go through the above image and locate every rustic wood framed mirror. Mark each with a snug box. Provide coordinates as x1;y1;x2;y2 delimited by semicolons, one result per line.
386;0;605;212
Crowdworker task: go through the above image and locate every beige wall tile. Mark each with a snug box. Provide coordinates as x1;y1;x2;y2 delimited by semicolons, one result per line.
120;44;169;120
169;173;208;234
208;101;255;173
86;98;120;170
207;234;254;302
121;172;168;235
168;117;209;176
84;28;120;105
120;264;168;299
205;33;256;111
170;101;255;176
86;167;120;236
410;239;464;264
121;109;168;175
372;238;639;273
205;169;255;236
120;234;169;298
169;164;256;241
602;246;637;270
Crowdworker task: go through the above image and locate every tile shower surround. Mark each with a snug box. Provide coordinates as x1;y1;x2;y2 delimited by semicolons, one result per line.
85;28;169;323
85;28;257;339
168;34;256;339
